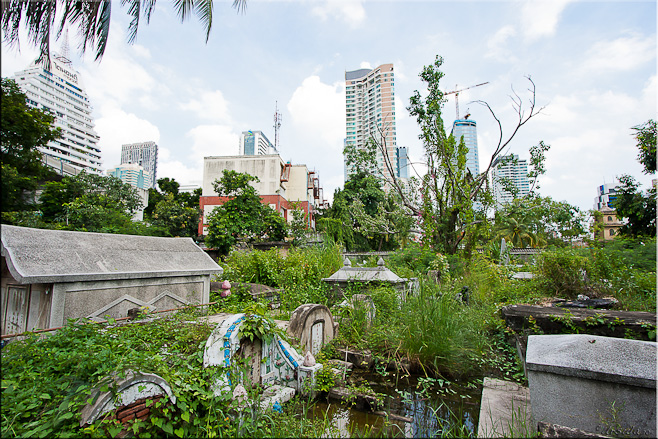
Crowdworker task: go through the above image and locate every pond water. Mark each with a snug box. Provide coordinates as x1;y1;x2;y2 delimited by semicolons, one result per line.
305;371;482;438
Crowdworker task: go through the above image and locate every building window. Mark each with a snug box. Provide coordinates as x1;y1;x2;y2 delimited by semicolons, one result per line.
607;216;612;221
609;229;615;236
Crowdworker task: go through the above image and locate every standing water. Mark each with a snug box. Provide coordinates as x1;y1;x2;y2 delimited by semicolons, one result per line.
305;371;481;438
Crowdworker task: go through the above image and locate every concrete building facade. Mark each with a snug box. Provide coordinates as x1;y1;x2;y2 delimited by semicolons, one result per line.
198;155;326;236
239;131;275;156
121;141;158;189
106;163;152;191
12;53;102;175
344;64;398;182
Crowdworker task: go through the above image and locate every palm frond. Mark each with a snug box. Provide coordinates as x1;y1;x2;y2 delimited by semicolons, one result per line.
195;0;213;42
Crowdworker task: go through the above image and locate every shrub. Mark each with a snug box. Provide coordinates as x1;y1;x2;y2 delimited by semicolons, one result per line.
535;249;593;298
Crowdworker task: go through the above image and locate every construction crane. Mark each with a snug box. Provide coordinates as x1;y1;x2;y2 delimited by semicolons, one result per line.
444;82;489;120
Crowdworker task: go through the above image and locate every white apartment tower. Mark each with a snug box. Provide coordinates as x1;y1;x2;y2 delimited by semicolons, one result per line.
491;154;530;207
239;131;275;156
344;64;397;181
121;141;158;189
12;53;102;175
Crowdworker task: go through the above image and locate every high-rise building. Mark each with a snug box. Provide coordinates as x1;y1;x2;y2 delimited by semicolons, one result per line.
396;146;409;179
121;141;158;188
344;63;398;182
491;154;530;207
594;183;619;210
12;52;102;175
451;119;480;177
106;163;152;190
239;131;274;156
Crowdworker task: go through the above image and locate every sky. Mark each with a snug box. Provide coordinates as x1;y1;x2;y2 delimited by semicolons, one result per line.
1;0;656;213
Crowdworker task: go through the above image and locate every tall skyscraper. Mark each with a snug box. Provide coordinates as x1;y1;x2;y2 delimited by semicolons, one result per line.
12;52;102;175
239;131;274;156
451;118;480;177
344;63;398;182
491;154;530;207
121;141;158;188
396;146;409;179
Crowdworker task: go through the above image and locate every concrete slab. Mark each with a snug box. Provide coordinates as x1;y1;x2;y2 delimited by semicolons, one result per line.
477;378;532;438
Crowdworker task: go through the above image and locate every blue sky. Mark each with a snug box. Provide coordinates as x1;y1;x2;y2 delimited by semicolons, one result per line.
2;0;656;212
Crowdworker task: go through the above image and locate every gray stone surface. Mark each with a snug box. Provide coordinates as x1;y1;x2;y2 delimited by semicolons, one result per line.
322;257;407;284
1;225;222;283
526;334;656;387
477;378;532;438
287;303;335;356
527;334;656;437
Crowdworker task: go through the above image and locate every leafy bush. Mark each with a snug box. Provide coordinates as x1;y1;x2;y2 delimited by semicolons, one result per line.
535;249;594;298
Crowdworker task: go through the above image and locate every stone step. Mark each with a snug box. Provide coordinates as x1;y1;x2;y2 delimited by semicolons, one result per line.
260;385;296;412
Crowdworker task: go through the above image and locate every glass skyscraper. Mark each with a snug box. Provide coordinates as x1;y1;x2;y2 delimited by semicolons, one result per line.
451;119;480;177
121;141;158;189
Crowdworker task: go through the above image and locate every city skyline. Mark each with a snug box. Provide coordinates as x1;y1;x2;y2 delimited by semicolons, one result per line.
1;0;655;212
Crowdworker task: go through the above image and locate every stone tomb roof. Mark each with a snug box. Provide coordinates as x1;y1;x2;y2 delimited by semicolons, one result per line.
322;257;406;283
1;225;222;284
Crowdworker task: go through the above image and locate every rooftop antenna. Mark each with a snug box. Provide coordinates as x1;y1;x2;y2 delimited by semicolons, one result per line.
56;28;72;65
273;101;282;154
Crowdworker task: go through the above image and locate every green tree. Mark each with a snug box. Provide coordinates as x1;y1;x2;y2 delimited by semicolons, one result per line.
494;215;543;248
205;170;286;253
1;78;60;214
322;172;404;251
38;172;144;231
346;56;543;254
150;193;200;238
632;119;656;174
1;0;247;66
144;177;201;238
614;174;656;237
496;196;585;247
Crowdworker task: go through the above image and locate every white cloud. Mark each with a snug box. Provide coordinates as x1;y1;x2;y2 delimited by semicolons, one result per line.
486;25;518;62
287;75;345;150
94;105;160;169
580;34;656;73
180;90;232;122
311;0;366;28
359;61;373;69
187;124;240;158
520;0;572;40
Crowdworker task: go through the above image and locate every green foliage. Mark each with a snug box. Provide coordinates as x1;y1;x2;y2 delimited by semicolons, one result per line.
1;78;60;214
322;172;405;251
220;244;343;312
632;119;656;174
386;242;439;279
206;170;287;253
313;365;336;393
0;307;327;438
614;174;656;237
535;249;593;298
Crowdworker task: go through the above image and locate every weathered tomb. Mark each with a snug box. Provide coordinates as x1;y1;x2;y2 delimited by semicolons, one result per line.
203;311;323;399
287;303;336;356
322;257;416;300
526;334;656;438
79;371;175;427
1;225;222;336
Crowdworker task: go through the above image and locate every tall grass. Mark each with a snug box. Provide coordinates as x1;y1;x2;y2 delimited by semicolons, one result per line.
398;281;490;376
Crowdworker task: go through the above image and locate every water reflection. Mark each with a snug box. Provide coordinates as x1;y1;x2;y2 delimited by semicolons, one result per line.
305;373;481;438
